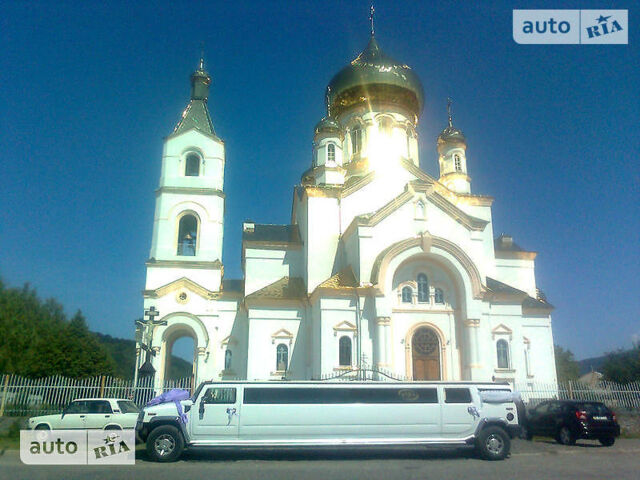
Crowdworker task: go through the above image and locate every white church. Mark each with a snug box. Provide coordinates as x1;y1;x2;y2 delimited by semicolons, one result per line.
136;31;558;389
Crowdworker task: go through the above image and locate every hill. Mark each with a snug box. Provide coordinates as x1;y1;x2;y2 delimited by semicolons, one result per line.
578;355;607;376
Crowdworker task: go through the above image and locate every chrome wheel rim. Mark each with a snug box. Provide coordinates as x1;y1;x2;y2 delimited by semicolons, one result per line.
486;434;504;455
154;434;175;457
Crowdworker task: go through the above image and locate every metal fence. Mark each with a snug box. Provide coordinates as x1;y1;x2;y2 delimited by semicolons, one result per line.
0;373;638;417
516;380;640;411
0;374;194;417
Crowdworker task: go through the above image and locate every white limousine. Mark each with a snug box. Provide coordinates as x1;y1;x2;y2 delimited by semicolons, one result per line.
136;381;522;462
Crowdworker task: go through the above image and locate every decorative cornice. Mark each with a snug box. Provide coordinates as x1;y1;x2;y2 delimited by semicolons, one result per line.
495;250;538;260
243;240;302;250
271;328;294;345
146;258;222;269
155;186;225;198
143;276;223;300
333;320;357;335
342;182;487;241
370;233;486;300
401;158;493;206
464;318;481;328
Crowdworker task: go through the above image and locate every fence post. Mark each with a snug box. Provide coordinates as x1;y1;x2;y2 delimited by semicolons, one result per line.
568;381;573;400
99;375;105;397
0;374;10;417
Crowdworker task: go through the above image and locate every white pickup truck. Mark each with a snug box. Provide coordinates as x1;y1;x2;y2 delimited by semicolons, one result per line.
137;381;522;462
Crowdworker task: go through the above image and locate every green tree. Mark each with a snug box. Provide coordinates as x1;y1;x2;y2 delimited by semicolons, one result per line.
0;280;115;377
554;345;579;381
602;347;640;384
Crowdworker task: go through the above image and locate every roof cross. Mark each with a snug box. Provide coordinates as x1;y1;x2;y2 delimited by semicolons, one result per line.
447;97;453;127
199;41;205;70
369;5;375;37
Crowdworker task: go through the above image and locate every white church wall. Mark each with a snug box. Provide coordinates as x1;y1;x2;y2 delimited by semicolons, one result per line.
246;306;304;380
212;303;246;380
243;248;302;296
494;258;537;297
521;317;557;383
145;266;221;292
340;171;415;232
458;204;496;278
293;193;309;285
306;196;340;292
318;297;358;376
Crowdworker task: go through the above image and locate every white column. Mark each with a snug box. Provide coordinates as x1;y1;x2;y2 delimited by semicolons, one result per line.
375;317;390;367
464;318;481;380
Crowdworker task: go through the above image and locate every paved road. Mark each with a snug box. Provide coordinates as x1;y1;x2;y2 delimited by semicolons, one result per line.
1;438;639;480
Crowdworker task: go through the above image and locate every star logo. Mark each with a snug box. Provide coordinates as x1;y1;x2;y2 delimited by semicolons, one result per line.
103;433;119;444
596;15;611;24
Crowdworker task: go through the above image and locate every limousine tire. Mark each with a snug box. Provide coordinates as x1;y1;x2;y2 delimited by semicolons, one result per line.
476;426;510;461
146;425;184;462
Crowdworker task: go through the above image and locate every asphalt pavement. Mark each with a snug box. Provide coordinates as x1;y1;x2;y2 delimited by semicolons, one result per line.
1;438;639;479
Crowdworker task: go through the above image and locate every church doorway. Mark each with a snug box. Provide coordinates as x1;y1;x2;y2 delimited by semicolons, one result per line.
411;327;441;380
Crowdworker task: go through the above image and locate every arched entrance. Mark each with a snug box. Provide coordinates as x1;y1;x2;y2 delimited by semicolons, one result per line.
411;327;441;380
163;325;197;382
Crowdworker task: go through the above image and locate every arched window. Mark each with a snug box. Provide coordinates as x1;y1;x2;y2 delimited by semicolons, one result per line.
378;117;392;136
339;336;352;366
454;154;462;172
185;153;200;176
497;339;510;369
327;143;336;163
177;214;198;256
276;344;288;371
224;349;232;370
416;201;425;218
417;274;429;303
434;287;444;304
406;129;413;158
401;286;413;303
351;127;362;155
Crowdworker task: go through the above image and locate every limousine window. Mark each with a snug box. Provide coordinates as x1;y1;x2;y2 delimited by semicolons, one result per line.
203;387;236;404
243;387;438;404
444;388;472;403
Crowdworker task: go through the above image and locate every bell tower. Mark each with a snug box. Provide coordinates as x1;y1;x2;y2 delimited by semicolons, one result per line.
145;56;226;293
437;98;471;194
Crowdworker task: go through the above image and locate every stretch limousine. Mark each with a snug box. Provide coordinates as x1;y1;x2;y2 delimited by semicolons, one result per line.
136;381;522;462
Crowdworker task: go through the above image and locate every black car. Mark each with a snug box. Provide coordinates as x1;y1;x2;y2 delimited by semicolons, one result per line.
524;400;620;446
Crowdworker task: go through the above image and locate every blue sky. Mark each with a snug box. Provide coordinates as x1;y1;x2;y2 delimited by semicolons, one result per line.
1;1;638;361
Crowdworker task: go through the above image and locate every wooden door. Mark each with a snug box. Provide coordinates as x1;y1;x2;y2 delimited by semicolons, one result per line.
412;327;441;380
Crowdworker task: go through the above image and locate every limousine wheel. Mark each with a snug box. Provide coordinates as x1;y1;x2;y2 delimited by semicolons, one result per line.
146;425;184;462
477;426;510;461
